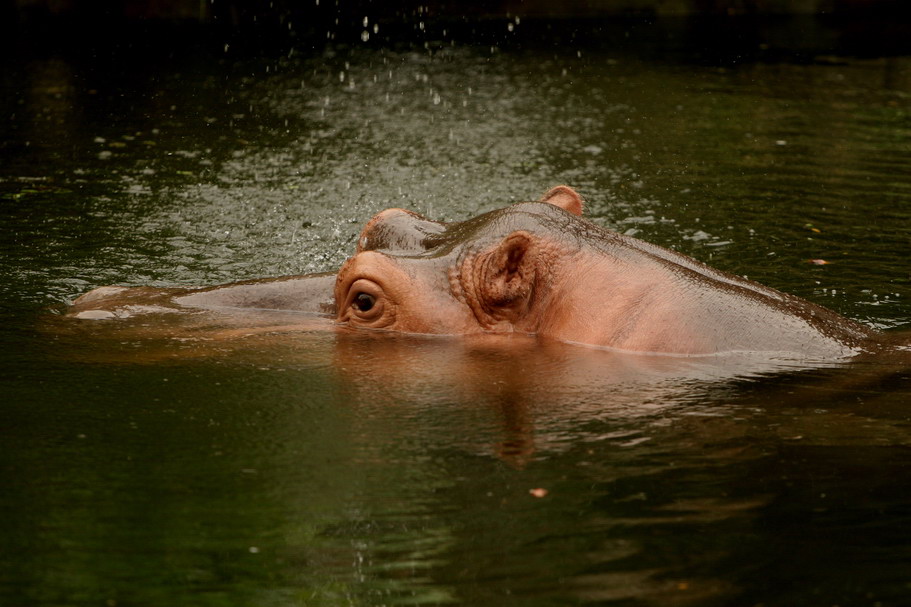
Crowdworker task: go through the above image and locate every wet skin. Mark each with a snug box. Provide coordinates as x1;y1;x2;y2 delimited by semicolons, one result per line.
68;186;884;358
69;272;337;320
335;186;876;358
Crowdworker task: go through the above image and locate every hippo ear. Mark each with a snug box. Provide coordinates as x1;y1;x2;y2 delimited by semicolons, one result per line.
540;185;584;216
484;231;535;318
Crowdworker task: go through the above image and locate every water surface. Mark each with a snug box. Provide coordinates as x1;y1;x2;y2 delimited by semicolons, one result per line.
2;17;911;606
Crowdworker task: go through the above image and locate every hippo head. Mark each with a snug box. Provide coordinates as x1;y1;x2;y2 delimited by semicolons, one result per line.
336;185;873;357
335;186;593;338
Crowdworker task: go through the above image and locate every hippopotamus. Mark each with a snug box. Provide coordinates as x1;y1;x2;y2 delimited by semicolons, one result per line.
67;185;882;359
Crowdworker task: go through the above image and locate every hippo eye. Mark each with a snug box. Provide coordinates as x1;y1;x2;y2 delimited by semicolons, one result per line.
353;292;376;312
340;278;389;327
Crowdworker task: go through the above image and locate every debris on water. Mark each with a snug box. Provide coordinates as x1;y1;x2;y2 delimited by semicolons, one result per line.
804;223;821;233
529;488;548;498
807;259;829;265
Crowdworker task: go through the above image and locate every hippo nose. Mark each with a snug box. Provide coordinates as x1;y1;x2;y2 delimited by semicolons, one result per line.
357;208;447;255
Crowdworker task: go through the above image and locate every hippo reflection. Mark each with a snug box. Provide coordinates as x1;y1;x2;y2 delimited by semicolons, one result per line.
69;186;882;359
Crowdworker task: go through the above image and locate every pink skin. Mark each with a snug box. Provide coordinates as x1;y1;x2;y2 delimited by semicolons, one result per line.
335;251;479;334
335;187;585;337
336;186;875;357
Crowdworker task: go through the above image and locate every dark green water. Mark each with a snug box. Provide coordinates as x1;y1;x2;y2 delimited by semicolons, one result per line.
2;17;911;606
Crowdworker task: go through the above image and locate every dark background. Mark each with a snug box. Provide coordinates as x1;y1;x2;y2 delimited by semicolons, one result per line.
3;0;911;60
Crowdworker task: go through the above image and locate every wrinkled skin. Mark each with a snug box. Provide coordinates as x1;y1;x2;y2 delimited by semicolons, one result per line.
68;185;883;359
335;186;876;358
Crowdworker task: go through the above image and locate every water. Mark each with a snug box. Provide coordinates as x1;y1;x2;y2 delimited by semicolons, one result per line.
2;15;911;606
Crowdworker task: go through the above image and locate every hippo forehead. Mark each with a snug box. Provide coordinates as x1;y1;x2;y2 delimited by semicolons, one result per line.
358;201;597;259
